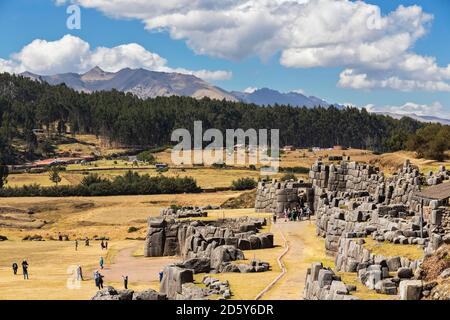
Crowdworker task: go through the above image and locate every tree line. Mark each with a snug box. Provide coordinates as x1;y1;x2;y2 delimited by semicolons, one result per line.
0;171;201;197
0;72;445;170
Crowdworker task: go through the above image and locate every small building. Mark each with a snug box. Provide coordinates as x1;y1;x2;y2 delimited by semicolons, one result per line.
414;182;450;207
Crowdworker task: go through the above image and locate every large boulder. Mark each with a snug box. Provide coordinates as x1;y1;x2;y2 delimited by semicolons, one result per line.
177;258;211;274
91;286;120;300
397;267;413;279
386;256;402;272
133;289;167;300
160;265;194;299
399;280;423;300
210;245;245;271
259;233;274;248
144;218;167;257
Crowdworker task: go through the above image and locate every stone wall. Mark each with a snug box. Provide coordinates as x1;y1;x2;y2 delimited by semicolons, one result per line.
255;180;313;214
303;262;358;300
144;217;273;258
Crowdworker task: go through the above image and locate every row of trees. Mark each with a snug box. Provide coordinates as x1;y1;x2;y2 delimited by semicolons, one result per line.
0;73;428;167
0;171;201;197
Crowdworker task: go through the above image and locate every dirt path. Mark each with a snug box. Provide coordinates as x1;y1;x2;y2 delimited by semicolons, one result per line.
261;219;312;300
101;245;179;284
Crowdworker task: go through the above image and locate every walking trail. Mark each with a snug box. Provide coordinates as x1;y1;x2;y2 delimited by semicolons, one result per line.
101;245;179;284
258;219;312;300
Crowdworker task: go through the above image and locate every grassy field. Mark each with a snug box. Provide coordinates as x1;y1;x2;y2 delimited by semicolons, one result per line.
0;192;243;241
0;240;142;300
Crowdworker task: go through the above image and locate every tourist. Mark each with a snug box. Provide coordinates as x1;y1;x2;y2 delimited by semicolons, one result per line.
273;214;277;223
94;270;103;290
75;240;78;251
12;262;18;275
22;259;29;279
305;206;311;221
85;238;90;246
99;256;104;269
76;265;83;281
122;275;128;289
283;208;288;222
100;240;105;250
98;273;104;289
159;270;164;282
298;207;304;221
105;241;108;249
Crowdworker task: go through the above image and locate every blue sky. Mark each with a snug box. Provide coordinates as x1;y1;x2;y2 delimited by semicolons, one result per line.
1;0;450;118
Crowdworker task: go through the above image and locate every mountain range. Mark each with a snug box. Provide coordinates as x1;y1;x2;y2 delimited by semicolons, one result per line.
20;67;450;125
21;66;335;108
374;112;450;126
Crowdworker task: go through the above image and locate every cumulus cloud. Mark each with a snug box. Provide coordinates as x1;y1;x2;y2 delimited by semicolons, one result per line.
0;34;231;81
363;101;450;119
55;0;450;92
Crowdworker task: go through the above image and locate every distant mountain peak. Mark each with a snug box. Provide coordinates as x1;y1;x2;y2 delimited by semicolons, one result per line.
231;87;338;108
81;66;114;81
22;67;236;101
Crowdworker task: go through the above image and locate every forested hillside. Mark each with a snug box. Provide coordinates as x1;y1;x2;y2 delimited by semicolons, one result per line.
0;73;427;165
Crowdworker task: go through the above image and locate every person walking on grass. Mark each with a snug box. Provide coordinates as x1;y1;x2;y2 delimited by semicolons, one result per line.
76;265;83;281
22;259;29;279
99;256;104;269
12;262;18;275
122;275;128;289
94;270;102;290
98;272;104;289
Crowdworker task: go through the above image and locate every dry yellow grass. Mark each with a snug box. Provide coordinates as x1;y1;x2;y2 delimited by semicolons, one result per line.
0;240;138;300
0;192;243;241
6;173;72;187
363;238;424;261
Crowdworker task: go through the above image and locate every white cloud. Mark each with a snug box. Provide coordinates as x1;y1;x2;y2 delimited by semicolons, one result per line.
55;0;450;92
0;34;231;81
363;101;450;119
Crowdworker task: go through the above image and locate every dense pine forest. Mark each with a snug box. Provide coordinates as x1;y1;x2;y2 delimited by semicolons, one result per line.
0;72;430;165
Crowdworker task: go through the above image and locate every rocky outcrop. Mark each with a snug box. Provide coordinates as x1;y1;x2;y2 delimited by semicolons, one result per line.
144;217;272;258
303;262;359;300
159;265;194;299
91;286;166;300
160;206;208;218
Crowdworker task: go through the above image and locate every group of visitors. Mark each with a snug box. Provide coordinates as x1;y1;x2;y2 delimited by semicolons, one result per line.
100;240;108;250
282;205;311;222
11;260;29;279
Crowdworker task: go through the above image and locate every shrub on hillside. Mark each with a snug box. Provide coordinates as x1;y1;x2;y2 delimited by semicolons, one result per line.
231;177;257;191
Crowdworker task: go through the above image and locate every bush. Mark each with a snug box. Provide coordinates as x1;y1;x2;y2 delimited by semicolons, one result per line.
0;171;201;197
280;173;296;181
279;166;309;174
231;177;257;190
127;226;139;233
136;150;156;163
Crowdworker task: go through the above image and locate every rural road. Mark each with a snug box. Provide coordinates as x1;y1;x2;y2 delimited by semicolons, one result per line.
260;220;311;300
102;245;179;284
